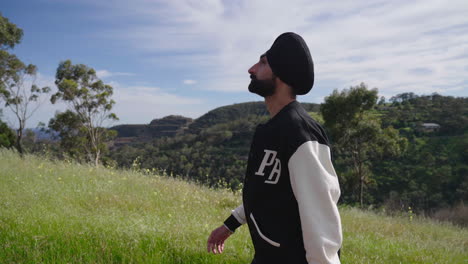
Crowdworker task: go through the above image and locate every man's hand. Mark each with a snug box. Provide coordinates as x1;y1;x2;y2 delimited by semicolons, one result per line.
207;225;233;254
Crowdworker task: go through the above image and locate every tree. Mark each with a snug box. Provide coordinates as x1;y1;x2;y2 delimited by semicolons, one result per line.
1;12;23;97
48;110;117;163
378;96;386;105
51;60;118;166
48;110;87;160
0;119;15;148
390;92;419;103
321;83;407;207
0;14;50;155
0;13;23;50
0;63;50;154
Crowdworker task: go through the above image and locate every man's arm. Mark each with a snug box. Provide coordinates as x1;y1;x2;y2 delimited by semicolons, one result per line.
207;204;246;254
288;141;342;264
223;204;246;232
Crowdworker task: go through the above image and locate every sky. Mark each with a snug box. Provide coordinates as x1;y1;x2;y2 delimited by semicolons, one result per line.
1;0;468;127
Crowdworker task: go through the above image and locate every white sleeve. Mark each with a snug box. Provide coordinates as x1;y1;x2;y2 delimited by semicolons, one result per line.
231;204;247;224
288;141;342;264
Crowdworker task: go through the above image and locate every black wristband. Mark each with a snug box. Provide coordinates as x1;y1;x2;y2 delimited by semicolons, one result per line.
223;214;242;233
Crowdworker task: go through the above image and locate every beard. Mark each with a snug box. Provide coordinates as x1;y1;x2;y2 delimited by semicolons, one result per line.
248;74;276;97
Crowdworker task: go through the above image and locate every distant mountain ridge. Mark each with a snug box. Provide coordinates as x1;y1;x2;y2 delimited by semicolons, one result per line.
111;115;192;141
111;101;320;144
108;101;322;189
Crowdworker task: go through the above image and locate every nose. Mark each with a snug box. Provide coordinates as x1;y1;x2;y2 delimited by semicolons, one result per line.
248;63;257;75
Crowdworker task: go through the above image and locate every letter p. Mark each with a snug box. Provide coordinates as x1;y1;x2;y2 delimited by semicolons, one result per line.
255;150;277;176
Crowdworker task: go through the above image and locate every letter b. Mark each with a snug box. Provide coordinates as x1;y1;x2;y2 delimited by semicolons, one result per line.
255;150;277;176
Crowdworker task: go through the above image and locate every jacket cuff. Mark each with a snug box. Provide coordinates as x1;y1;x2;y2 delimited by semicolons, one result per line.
223;214;243;232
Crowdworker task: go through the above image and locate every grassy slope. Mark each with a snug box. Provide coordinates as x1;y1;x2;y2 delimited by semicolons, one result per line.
0;149;466;264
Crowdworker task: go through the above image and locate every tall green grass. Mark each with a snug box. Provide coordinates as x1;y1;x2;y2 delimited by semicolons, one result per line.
0;149;467;263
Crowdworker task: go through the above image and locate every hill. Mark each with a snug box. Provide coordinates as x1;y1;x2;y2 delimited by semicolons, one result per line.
108;95;468;216
111;101;319;142
109;101;320;189
186;101;270;134
185;101;319;134
110;115;193;146
0;149;466;263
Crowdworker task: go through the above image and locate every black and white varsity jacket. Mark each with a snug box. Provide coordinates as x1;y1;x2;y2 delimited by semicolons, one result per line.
224;101;342;264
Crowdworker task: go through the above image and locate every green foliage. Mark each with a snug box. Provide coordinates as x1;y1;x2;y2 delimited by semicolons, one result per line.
372;135;468;211
0;51;24;90
50;60;118;166
48;110;118;165
0;12;24;95
108;95;467;215
111;114;268;190
0;13;23;50
187;101;269;134
321;83;407;207
383;93;468;136
1;149;467;263
186;101;319;134
48;110;88;160
308;111;324;124
112;115;193;139
0;119;15;148
0;14;50;155
321;82;378;134
110;102;320;190
0;61;51;154
371;93;468;211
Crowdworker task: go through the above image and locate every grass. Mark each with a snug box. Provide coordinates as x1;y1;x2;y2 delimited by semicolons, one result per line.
0;149;467;263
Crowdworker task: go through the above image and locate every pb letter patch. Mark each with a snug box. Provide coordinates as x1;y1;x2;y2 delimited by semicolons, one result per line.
255;149;281;184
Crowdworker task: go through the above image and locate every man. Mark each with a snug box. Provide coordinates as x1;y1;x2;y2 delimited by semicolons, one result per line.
207;32;342;264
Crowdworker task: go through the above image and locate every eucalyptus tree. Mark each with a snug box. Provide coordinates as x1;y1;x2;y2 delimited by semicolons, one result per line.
321;83;407;207
0;12;23;97
51;60;118;166
0;63;50;154
0;13;23;50
0;13;50;155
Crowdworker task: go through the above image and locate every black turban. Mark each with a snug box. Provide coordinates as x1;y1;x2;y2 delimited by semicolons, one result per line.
265;32;314;95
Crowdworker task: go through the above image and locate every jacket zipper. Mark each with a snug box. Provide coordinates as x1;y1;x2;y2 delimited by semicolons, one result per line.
249;213;281;247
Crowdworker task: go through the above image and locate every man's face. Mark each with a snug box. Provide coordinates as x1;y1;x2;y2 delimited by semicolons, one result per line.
248;55;276;97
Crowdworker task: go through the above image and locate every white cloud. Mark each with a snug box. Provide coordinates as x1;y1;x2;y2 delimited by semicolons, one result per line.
93;0;467;97
115;85;202;105
111;83;206;124
2;72;206;127
5;0;467;129
96;70;135;79
183;79;197;85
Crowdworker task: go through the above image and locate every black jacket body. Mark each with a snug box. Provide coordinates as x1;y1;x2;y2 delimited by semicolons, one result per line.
224;101;342;264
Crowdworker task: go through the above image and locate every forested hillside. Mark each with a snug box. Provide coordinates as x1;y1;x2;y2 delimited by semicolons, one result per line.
368;94;467;212
109;94;467;219
110;115;193;145
110;102;319;189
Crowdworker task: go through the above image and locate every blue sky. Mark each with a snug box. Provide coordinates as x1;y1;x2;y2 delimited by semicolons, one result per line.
2;0;468;127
